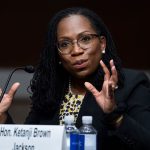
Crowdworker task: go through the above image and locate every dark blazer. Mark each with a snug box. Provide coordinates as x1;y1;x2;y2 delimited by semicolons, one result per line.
7;69;150;150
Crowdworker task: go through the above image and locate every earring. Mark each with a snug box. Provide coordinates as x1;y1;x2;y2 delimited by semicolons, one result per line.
102;49;105;54
59;61;62;65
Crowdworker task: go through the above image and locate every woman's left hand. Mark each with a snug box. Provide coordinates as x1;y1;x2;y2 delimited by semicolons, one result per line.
85;59;118;113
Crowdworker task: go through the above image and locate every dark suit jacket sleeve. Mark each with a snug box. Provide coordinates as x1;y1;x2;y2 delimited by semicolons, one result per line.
114;69;150;149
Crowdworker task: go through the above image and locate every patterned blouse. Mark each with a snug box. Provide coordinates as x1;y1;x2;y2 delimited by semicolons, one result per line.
59;91;84;125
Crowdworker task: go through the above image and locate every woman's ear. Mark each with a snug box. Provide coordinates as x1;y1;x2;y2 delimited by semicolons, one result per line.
99;36;106;54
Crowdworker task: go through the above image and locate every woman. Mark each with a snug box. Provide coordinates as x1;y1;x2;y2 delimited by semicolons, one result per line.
0;7;150;150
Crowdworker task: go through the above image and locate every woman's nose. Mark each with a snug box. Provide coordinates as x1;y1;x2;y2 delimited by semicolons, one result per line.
71;41;84;55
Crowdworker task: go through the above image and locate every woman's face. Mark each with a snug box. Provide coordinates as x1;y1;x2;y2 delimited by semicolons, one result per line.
57;15;106;79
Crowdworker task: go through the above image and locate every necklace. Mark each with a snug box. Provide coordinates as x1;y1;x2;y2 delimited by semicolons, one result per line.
68;78;86;96
69;78;73;94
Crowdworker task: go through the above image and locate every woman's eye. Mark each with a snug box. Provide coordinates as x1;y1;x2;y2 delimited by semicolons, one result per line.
59;41;70;48
80;35;92;42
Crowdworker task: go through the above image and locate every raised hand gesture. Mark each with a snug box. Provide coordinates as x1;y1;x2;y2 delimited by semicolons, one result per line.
85;60;118;113
0;82;20;123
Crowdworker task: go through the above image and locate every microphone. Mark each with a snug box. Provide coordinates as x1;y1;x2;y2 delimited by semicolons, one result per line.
0;65;35;102
23;65;35;73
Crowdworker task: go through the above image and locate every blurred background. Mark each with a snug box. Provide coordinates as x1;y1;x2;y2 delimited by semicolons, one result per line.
0;0;150;123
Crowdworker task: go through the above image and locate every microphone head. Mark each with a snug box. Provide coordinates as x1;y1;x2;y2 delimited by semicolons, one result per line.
24;65;35;73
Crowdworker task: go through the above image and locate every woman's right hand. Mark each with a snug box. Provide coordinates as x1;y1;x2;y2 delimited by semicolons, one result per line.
0;82;20;123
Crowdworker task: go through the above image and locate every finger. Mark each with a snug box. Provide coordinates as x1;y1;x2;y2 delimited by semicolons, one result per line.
110;60;118;86
111;66;118;84
108;82;115;99
110;60;118;79
7;82;20;98
84;82;100;97
100;60;110;80
110;59;114;66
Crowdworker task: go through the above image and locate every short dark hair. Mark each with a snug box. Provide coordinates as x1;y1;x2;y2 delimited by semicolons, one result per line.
29;7;124;117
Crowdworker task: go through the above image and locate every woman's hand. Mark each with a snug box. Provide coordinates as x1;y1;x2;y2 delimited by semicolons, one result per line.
85;60;118;113
0;82;20;123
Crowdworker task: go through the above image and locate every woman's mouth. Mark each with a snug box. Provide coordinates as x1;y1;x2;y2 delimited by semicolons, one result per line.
73;59;88;69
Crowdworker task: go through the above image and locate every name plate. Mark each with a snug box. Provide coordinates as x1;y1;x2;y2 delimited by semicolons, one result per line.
0;124;66;150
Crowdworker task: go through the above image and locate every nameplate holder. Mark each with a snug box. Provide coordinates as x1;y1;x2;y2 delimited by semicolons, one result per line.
0;124;66;150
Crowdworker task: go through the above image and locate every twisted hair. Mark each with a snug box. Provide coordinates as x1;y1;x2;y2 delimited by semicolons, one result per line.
30;7;124;117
